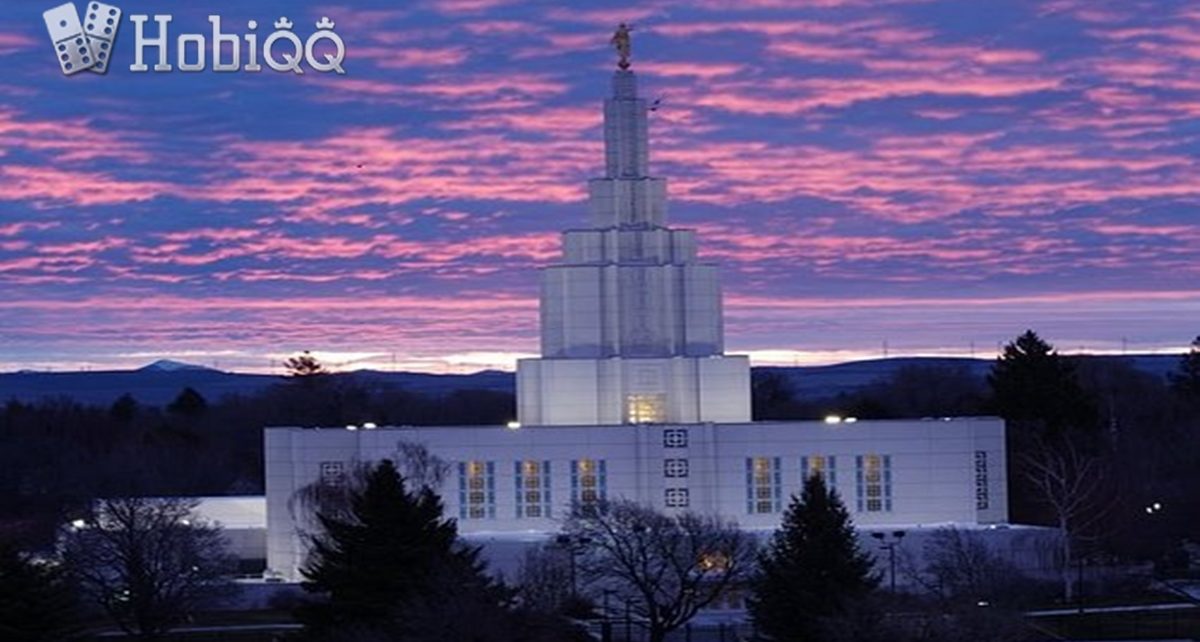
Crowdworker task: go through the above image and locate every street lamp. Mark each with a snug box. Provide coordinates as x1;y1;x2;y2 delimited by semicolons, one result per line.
870;530;906;592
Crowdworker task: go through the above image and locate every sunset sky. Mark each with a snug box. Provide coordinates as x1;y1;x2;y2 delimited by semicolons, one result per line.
1;0;1197;374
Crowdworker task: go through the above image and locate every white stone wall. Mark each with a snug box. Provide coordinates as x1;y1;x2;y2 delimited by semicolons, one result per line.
265;418;1008;581
516;356;750;426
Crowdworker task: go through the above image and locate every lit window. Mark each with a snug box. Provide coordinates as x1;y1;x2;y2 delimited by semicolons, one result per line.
571;459;607;506
665;488;689;508
627;393;666;424
975;451;989;510
319;461;344;487
745;457;782;514
855;454;892;513
664;458;689;478
663;428;688;448
458;460;495;520
515;460;552;518
801;455;838;488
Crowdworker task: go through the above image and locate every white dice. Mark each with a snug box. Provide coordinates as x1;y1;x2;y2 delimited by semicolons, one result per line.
43;3;98;76
82;1;122;74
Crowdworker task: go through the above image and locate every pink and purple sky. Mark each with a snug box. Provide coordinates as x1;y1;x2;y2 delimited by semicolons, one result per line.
1;0;1197;373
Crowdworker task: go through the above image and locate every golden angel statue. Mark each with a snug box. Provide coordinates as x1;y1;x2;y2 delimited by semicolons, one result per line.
611;23;633;69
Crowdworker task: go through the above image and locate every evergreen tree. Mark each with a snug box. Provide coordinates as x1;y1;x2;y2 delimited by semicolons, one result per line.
749;474;878;641
167;387;208;418
297;459;506;638
1169;335;1200;403
108;393;138;424
988;330;1096;439
0;545;83;641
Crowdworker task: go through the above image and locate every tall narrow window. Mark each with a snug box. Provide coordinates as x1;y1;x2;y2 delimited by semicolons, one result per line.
571;459;606;507
855;454;892;513
801;455;837;488
974;451;989;510
745;457;782;514
458;460;495;520
627;393;666;424
515;460;551;518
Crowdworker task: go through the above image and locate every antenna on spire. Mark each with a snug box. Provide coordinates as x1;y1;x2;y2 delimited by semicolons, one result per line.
611;23;633;69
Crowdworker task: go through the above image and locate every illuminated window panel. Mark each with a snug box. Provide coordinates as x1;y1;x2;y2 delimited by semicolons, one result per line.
458;460;495;520
855;454;892;513
571;459;607;507
627;393;666;424
801;455;838;488
515;460;552;518
745;457;782;514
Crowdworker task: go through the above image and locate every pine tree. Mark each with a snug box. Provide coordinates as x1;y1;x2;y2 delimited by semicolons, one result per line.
988;330;1096;438
296;459;506;637
167;387;208;418
749;474;877;642
1169;335;1200;402
0;545;83;641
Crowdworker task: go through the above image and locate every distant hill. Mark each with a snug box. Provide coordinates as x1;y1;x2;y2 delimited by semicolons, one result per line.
0;354;1183;407
0;364;514;406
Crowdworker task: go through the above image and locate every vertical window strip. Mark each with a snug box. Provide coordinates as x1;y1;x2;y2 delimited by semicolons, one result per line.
974;451;989;510
745;458;753;514
772;457;782;512
458;462;467;520
486;461;496;519
514;461;525;518
746;457;780;514
459;461;495;520
571;459;607;506
803;455;837;490
855;454;891;513
855;455;864;513
883;455;892;512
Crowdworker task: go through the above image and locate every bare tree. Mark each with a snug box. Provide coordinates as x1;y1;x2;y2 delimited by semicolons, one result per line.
516;544;574;615
60;497;236;637
563;500;755;642
917;527;1025;605
1022;436;1113;601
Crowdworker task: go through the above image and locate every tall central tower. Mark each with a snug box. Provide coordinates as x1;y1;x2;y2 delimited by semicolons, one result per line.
516;50;751;426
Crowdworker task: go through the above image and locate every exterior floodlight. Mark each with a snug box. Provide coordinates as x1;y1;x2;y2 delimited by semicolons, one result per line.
71;518;87;529
824;415;842;424
363;422;377;429
844;417;858;423
345;424;357;431
506;421;522;430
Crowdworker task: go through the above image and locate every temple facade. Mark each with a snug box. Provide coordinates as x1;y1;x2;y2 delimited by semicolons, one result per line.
516;69;750;427
263;61;1011;583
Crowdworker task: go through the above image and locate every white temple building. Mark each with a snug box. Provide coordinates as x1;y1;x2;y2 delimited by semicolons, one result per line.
263;59;1015;583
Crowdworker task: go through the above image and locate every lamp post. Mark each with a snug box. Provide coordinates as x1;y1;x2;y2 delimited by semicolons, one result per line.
870;530;906;593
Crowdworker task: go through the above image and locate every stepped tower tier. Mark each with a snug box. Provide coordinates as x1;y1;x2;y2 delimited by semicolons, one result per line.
517;60;751;426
